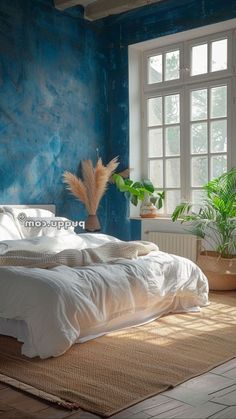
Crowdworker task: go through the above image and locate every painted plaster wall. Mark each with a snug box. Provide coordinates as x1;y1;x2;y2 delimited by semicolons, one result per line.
0;0;109;227
1;0;236;239
101;0;236;240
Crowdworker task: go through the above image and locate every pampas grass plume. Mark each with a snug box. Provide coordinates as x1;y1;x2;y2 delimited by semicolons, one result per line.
63;157;119;215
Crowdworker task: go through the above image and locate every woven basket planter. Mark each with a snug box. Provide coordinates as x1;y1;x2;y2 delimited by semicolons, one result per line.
197;251;236;291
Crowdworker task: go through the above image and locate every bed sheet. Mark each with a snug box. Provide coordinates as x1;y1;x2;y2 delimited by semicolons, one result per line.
0;233;209;359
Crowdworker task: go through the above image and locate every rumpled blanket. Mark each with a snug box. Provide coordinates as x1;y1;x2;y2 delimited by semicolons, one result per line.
0;241;158;268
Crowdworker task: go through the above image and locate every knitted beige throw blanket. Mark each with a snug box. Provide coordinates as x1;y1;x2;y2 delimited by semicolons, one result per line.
0;241;158;269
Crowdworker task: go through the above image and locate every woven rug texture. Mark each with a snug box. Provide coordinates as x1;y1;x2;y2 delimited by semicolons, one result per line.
0;292;235;417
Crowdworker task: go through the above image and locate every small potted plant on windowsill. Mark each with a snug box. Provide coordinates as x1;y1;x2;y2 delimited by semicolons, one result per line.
113;174;165;217
171;167;236;290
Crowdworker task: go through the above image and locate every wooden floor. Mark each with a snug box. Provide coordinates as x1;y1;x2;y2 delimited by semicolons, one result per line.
0;358;236;419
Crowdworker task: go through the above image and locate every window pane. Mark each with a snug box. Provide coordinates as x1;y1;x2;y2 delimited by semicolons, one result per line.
191;156;208;187
165;94;179;124
210;120;227;153
166;158;180;187
148;55;162;84
165;50;180;81
211;155;227;178
148;97;162;126
191;89;207;121
191;122;208;154
210;86;227;118
191;189;206;212
148;128;163;157
211;39;227;72
191;44;208;76
149;160;163;188
165;126;180;156
166;190;181;214
192;189;206;204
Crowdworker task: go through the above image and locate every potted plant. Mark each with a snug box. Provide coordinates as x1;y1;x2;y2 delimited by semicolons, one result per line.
171;167;236;290
113;174;165;218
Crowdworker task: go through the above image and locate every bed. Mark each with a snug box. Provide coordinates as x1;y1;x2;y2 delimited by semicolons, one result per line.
0;205;209;359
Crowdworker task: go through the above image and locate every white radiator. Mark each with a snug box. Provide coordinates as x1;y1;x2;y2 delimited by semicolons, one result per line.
147;232;198;262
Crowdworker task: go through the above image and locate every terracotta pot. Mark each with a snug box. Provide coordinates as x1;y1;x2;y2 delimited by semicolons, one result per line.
197;251;236;291
85;214;101;232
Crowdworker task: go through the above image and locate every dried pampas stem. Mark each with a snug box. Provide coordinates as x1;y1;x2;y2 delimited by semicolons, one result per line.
63;157;120;218
81;160;97;214
63;172;90;211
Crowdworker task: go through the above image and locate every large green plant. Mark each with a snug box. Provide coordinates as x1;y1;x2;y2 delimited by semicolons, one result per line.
172;168;236;258
113;174;165;209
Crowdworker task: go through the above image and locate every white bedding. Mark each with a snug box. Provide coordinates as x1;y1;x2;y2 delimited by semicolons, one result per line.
0;318;29;342
0;233;209;359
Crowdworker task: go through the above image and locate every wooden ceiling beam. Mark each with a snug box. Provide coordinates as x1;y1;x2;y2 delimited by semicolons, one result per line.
85;0;164;20
54;0;81;11
54;0;164;19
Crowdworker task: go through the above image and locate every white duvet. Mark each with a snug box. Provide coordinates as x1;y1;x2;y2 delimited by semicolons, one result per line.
0;233;209;359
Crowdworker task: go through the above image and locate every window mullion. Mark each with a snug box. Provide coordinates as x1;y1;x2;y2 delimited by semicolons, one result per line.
207;87;211;181
182;42;191;203
208;39;211;74
142;90;148;181
227;80;233;169
181;86;189;202
162;94;166;213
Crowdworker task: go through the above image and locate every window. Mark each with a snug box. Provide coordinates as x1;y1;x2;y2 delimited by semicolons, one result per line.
142;30;233;215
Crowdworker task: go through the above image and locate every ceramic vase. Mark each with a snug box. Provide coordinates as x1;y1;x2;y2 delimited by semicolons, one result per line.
85;214;101;232
140;195;158;218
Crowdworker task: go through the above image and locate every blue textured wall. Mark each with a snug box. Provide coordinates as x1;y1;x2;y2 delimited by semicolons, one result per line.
101;0;236;240
0;0;109;228
1;0;236;239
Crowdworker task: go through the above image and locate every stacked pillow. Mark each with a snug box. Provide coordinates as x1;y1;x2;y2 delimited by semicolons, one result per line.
0;213;22;240
0;207;75;240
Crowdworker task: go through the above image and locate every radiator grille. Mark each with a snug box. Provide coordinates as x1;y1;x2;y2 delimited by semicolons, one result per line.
147;232;198;262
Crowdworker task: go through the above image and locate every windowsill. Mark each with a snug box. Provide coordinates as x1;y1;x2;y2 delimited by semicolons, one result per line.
129;216;173;221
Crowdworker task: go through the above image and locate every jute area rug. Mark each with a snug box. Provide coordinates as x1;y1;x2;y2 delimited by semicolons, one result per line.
0;292;235;417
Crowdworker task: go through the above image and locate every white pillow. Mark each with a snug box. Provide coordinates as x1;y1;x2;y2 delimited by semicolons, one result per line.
17;216;75;239
1;208;77;239
2;207;54;218
27;217;76;238
0;213;22;241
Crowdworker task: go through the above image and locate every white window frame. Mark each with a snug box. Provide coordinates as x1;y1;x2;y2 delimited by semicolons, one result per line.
185;78;232;201
186;31;233;83
143;87;183;212
141;29;234;216
143;42;184;91
143;31;233;90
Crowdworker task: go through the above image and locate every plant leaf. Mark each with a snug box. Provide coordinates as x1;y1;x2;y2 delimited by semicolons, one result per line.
171;202;193;222
142;179;154;193
131;194;138;206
